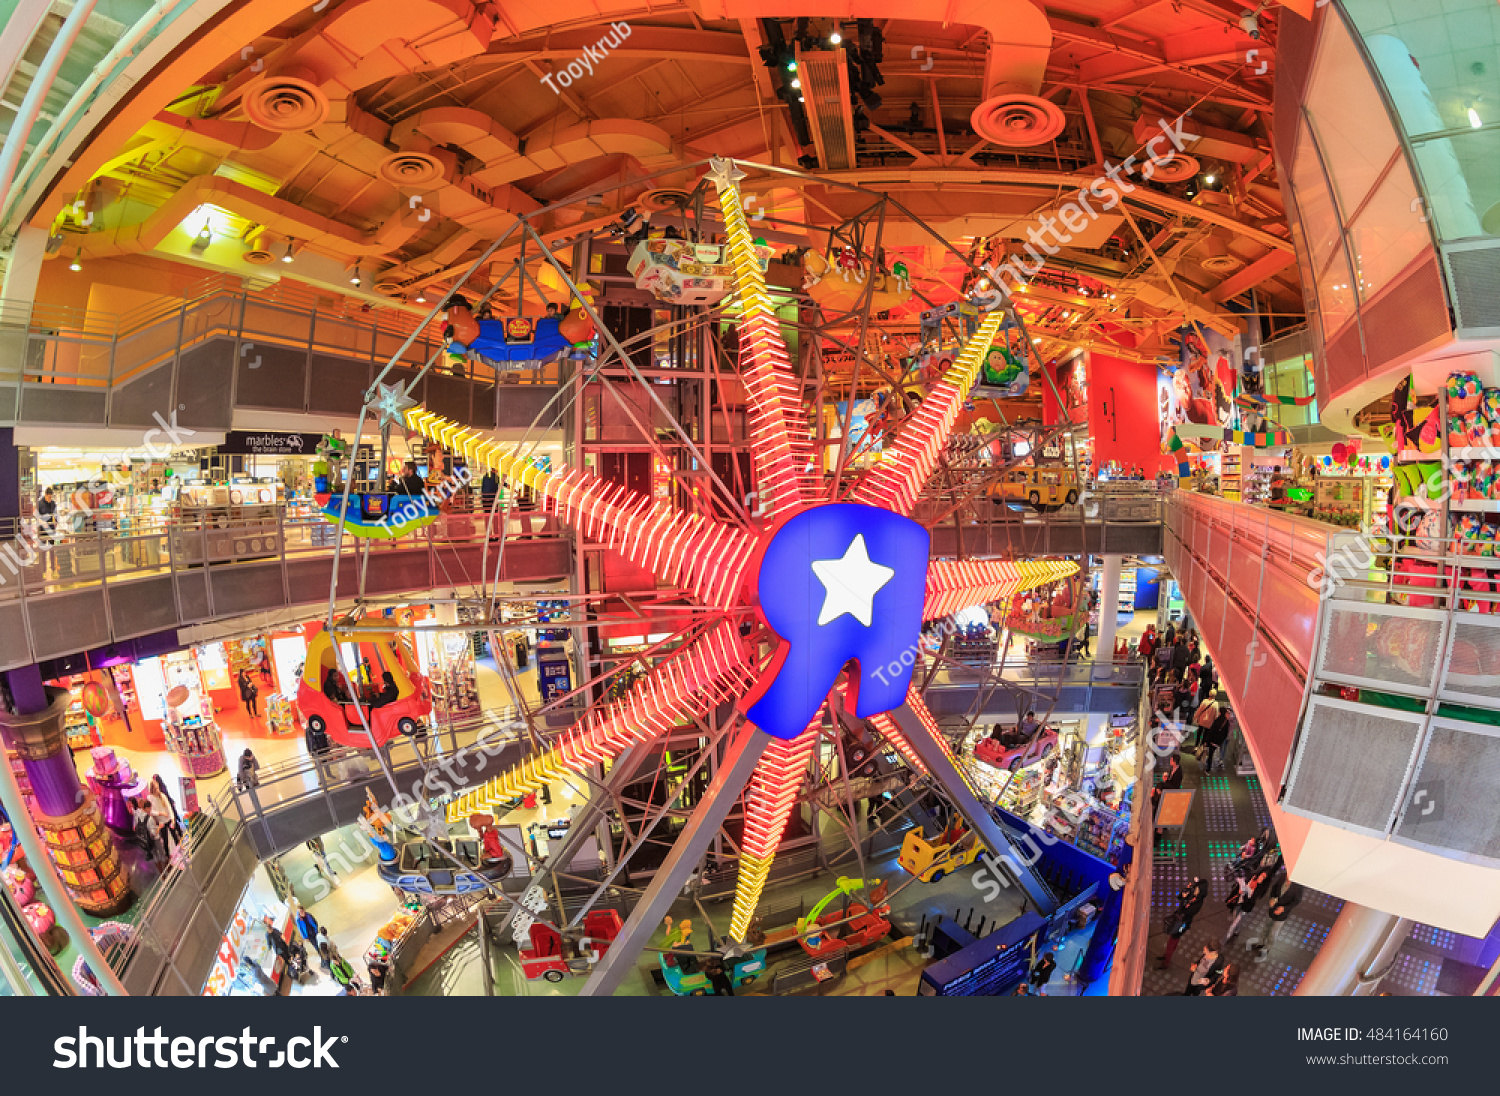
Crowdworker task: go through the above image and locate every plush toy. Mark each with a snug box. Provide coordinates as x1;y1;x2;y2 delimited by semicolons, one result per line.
1453;460;1470;501
1478;460;1497;500
1390;374;1441;454
1486;389;1500;447
1448;371;1483;414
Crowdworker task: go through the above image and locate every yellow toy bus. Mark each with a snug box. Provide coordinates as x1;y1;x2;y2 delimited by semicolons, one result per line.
992;465;1081;511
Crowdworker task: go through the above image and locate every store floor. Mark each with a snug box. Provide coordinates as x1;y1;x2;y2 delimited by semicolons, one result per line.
1141;747;1463;997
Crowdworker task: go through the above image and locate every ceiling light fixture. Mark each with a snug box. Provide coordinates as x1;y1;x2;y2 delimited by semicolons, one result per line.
1204;173;1217;185
1469;106;1483;129
791;77;801;88
68;250;82;272
281;240;295;263
830;30;842;44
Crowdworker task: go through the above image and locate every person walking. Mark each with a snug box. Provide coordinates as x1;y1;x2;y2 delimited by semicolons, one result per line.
306;835;340;886
131;798;159;865
238;669;260;718
1159;878;1207;967
1192;692;1221;748
36;487;58;578
1250;877;1303;961
294;904;320;944
1029;952;1057;993
316;926;336;972
703;955;736;997
329;952;356;993
1202;707;1232;773
1198;656;1215;699
237;748;260;789
1225;869;1269;943
146;784;179;858
1184;940;1224;995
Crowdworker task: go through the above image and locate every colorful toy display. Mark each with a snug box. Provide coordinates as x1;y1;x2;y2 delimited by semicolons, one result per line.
315;490;438;539
974;724;1060;771
796;877;891;958
802;249;913;312
443;295;597;366
629;238;769;305
520;912;627;984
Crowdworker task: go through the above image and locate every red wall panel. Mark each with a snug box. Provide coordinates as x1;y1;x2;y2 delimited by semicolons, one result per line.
1087;352;1172;475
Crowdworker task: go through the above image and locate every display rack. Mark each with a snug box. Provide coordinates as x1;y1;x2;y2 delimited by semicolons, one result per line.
1220;446;1242;501
63;694;98;751
109;666;136;714
6;749;35;816
164;714;227;778
265;694;299;736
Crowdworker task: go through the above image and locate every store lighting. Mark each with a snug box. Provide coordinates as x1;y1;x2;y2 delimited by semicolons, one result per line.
68;250;81;272
1469;106;1483;129
281;240;295;263
190;220;213;254
791;77;801;88
1204;173;1217;185
415;290;427;304
798;95;805;103
829;30;842;44
786;60;797;72
350;268;363;286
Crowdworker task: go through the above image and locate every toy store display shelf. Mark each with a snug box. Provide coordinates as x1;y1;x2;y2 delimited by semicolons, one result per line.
1450;499;1500;513
1449;448;1500;461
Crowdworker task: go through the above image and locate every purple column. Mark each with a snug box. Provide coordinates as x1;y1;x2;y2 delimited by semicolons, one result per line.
24;749;84;818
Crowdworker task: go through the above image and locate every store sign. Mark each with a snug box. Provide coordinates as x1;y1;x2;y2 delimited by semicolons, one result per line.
221;431;322;455
202;907;251;996
746;504;929;740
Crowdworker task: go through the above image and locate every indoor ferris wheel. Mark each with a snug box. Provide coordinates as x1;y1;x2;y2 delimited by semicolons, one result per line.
317;155;1092;995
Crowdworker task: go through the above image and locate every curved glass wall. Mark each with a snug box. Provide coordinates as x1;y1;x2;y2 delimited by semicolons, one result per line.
1344;0;1500;242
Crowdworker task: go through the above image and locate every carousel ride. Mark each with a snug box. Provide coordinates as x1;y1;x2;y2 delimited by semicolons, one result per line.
312;157;1097;995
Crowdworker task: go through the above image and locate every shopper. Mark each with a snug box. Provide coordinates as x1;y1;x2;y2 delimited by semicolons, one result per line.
131;798;158;863
367;958;389;995
1152;752;1182;819
1205;961;1240;997
1171;639;1191;677
1202;708;1231;773
1159;878;1207;967
1184;940;1224;995
1250;878;1304;961
329;952;356;992
1198;656;1215;698
36;487;58;577
317;927;336;972
1029;952;1057;993
147;784;179;858
306;835;340;886
1192;692;1221;747
257;647;273;684
1173;675;1196;724
398;461;426;497
1225;869;1269;942
1020;710;1040;737
480;470;499;512
372;670;399;708
238;669;260;718
295;905;321;944
238;748;260;790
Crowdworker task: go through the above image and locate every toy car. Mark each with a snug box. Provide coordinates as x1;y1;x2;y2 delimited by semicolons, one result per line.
658;947;767;996
898;824;983;883
297;624;432;749
520;912;625;983
796;878;891;958
974;725;1059;771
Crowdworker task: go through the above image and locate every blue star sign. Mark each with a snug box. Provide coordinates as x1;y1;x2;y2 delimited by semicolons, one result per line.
745;504;930;739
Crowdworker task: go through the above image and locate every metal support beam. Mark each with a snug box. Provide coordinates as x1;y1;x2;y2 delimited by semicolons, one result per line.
578;721;769;996
1294;902;1412;997
888;703;1057;915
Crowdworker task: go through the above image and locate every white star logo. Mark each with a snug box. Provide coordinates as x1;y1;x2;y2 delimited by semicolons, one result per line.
811;534;895;627
707;156;746;190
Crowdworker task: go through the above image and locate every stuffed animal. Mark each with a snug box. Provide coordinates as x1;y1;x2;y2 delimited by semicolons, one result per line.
1478;460;1497;500
1390;375;1442;454
1486;389;1500;447
1448;371;1483;414
1453;460;1470;501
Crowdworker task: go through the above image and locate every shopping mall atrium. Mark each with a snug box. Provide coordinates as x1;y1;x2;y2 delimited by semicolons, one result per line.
0;0;1496;1000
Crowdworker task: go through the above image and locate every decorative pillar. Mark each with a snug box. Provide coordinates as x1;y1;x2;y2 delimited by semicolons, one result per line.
1294;901;1411;997
1;679;132;916
1097;554;1124;659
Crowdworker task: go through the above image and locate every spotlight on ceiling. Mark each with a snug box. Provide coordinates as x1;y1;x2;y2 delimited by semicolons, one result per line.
830;30;842;44
350;267;363;287
281;240;295;263
1204;173;1217;185
190;221;213;254
69;250;82;272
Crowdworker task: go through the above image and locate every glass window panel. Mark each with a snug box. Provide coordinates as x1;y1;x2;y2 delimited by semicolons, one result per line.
1304;13;1400;215
1316;236;1359;344
1291;121;1341;277
1344;0;1500;139
1345;165;1431;302
1412;130;1500;239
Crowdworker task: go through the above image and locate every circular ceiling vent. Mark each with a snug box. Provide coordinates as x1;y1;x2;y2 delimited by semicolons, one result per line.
640;188;693;212
970;94;1066;147
243;247;276;265
378;151;445;188
372;280;405;296
1146;153;1200;183
1201;254;1241;273
244;76;329;133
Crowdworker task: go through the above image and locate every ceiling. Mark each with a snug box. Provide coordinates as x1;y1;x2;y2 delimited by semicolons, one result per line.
22;0;1314;361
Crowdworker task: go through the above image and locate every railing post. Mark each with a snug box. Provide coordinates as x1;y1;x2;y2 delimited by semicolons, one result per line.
167;300;186;414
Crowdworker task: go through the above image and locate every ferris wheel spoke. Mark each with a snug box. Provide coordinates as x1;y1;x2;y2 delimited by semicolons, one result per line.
923;558;1080;621
853;310;1007;514
728;706;824;942
446;621;757;821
